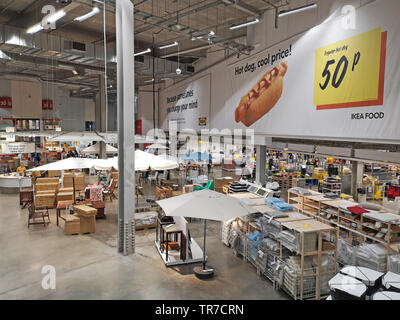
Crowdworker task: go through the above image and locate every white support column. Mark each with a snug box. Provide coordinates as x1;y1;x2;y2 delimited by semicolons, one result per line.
256;145;266;186
116;0;135;255
351;161;364;201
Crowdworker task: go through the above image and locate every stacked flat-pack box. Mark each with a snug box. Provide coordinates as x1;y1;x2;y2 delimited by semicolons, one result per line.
35;193;56;208
73;205;97;234
63;173;73;188
35;183;59;193
64;215;80;235
57;192;74;202
73;173;85;191
36;178;59;184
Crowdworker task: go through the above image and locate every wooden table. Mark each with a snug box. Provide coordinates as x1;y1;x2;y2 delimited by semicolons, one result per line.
56;200;74;226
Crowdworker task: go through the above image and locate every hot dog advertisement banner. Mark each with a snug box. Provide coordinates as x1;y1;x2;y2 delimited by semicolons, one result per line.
160;74;210;131
216;0;400;142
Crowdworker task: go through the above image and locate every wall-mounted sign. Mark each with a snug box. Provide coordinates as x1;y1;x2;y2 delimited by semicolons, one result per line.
42;99;54;110
0;142;35;154
0;97;12;108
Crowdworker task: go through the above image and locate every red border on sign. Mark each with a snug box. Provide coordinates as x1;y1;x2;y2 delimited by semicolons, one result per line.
317;31;387;110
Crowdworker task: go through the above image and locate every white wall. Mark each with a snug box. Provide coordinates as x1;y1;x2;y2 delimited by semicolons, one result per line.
137;84;160;135
0;79;12;118
0;79;93;131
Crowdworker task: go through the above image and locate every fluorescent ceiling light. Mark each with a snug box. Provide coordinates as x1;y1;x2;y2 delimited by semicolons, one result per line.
159;41;178;49
134;48;151;56
47;10;66;24
144;78;154;83
229;18;259;30
74;7;100;22
27;23;43;34
278;3;317;17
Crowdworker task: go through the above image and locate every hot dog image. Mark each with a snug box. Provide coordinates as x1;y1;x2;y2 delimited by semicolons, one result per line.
235;61;288;127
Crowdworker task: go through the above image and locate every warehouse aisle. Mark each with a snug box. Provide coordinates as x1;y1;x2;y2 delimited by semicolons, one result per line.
0;192;288;300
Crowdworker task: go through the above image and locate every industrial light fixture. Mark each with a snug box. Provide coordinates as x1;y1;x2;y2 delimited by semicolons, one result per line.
134;48;151;56
74;7;100;22
209;30;215;36
72;69;79;75
278;3;317;17
47;10;66;24
26;23;43;34
159;41;178;50
144;78;154;83
229;18;259;30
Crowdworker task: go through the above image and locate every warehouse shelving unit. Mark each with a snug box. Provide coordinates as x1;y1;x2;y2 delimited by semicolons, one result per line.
279;219;338;300
288;190;400;256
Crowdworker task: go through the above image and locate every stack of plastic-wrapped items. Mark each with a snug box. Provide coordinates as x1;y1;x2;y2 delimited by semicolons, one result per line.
135;211;158;227
388;254;400;274
356;243;388;272
288;187;312;196
246;231;263;262
259;215;283;240
265;198;294;212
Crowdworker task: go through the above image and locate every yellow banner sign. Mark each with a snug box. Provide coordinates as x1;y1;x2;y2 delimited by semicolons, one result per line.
314;28;386;110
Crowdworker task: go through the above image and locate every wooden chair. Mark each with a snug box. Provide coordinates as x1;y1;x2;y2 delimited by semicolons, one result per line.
28;202;50;228
103;180;118;202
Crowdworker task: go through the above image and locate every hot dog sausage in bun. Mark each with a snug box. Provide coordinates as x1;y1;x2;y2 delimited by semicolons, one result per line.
235;61;288;127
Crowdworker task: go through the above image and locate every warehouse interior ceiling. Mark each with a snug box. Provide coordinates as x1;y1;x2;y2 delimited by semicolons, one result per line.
0;0;289;98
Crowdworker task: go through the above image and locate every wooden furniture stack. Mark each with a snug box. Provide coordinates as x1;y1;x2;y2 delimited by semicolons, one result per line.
34;178;59;209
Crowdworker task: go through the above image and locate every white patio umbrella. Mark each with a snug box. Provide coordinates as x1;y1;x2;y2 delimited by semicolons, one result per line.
82;144;118;155
26;157;112;171
146;143;168;150
157;189;257;278
28;151;178;172
134;149;178;171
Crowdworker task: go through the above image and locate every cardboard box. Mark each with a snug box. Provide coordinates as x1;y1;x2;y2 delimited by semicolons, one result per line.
214;177;235;189
73;173;85;191
63;173;73;188
58;187;74;193
57;192;74;202
35;182;59;193
48;170;61;178
183;184;194;193
37;177;59;184
74;205;97;234
35;193;55;208
64;215;80;235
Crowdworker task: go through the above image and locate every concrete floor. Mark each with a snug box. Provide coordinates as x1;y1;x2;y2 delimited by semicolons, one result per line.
0;168;288;300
